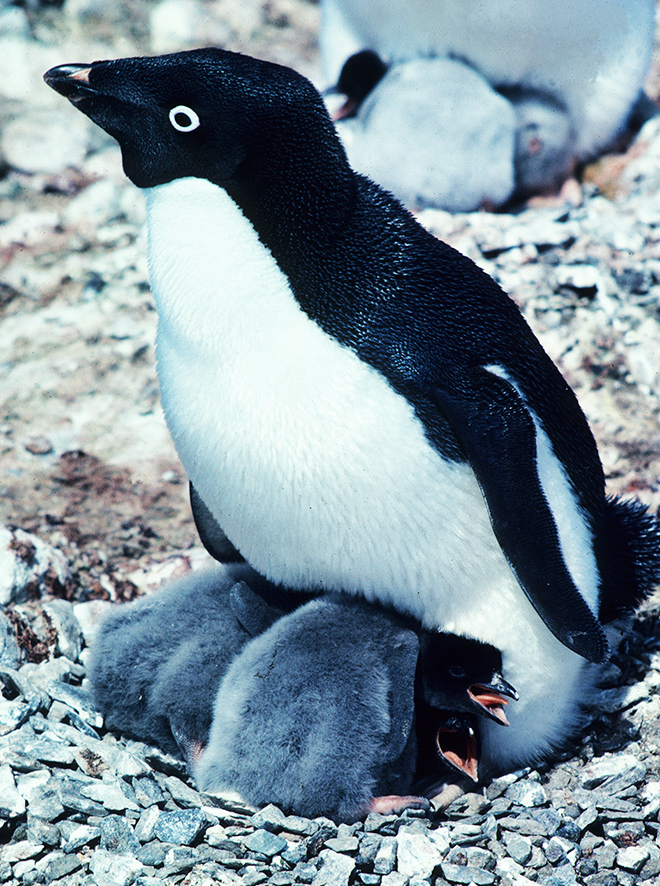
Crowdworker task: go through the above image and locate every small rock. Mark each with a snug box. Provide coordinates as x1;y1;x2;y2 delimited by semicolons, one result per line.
380;873;408;886
1;839;42;863
503;832;532;865
154;808;208;845
23;436;53;456
616;844;650;873
0;612;21;668
579;755;647;793
312;849;355;886
39;850;82;881
373;836;397;874
396;831;443;878
99;815;141;855
505;780;548;807
324;836;359;854
1;108;90;174
0;527;71;605
243;828;288;858
0;763;26;819
89;848;144;886
41;599;83;662
440;862;495;884
58;820;101;853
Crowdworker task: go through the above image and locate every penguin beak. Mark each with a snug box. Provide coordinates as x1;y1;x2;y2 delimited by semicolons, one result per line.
44;64;95;103
435;715;479;783
468;674;518;726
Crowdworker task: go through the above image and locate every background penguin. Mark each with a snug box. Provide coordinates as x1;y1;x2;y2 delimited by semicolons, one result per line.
329;51;578;208
194;595;517;822
89;562;308;758
45;49;660;775
333;55;517;211
320;0;655;170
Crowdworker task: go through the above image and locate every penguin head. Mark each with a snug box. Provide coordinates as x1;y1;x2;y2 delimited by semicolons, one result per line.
418;631;518;726
44;48;345;191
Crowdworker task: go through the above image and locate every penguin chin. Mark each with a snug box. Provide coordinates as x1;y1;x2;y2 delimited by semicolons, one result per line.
435;715;479;783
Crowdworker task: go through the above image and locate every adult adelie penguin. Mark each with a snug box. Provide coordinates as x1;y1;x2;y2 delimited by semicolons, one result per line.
45;50;660;774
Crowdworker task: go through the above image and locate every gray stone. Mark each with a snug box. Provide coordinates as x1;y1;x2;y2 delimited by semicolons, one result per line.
379;873;408;886
324;837;359;854
1;108;90;175
396;831;443;878
134;805;161;843
39;850;82;882
99;815;141;855
132;777;165;808
503;831;532;865
579;755;647;793
154;807;208;845
282;815;318;836
592;840;618;869
281;841;307;865
356;833;381;866
41;599;83;662
25;816;59;848
162;773;205;807
251;804;286;831
373;836;397;874
1;839;42;863
0;527;71;605
440;862;495;884
505;780;548;807
89;848;144;886
0;762;25;818
312;850;355;886
58;820;101;853
80;778;139;813
243;828;288;858
136;841;167;866
0;613;21;668
616;844;650;873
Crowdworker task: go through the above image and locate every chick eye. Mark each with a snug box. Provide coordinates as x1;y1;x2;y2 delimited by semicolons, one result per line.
169;105;200;132
448;665;466;679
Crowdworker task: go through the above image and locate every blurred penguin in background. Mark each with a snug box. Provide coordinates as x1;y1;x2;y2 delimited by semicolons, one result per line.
323;0;655;209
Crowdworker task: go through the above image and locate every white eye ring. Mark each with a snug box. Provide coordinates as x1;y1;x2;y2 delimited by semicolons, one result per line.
169;105;200;132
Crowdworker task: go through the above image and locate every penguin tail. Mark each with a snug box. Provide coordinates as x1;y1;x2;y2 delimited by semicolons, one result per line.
598;495;660;622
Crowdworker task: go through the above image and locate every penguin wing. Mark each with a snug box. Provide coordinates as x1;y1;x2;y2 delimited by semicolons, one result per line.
190;482;245;563
431;366;609;664
230;581;285;636
381;627;420;763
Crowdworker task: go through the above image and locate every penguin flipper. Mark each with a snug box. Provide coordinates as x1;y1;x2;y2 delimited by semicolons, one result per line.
190;482;245;563
431;368;609;664
230;581;285;636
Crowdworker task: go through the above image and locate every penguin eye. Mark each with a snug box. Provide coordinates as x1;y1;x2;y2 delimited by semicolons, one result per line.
168;105;201;133
448;665;466;679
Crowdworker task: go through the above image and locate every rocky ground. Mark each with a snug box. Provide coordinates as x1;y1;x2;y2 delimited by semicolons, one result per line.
2;1;660;884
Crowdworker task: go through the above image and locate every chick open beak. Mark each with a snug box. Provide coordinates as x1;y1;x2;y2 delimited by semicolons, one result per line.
436;716;479;783
468;674;518;726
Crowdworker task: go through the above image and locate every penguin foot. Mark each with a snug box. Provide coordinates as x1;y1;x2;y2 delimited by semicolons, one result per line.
367;794;431;816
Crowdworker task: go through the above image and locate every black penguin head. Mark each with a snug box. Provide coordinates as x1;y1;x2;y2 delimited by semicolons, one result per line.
418;631;518;726
333;50;388;119
44;48;347;191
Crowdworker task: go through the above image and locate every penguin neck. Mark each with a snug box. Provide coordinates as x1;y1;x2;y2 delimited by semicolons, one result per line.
222;123;358;269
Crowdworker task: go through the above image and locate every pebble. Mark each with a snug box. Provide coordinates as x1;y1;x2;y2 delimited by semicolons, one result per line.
0;527;71;606
154;807;208;845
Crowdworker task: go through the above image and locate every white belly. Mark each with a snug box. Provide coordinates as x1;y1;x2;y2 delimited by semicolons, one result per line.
145;176;589;770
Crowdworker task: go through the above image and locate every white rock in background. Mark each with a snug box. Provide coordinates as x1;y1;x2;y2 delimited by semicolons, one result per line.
150;0;225;54
1;108;91;174
41;599;83;662
0;5;29;37
0;527;71;606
